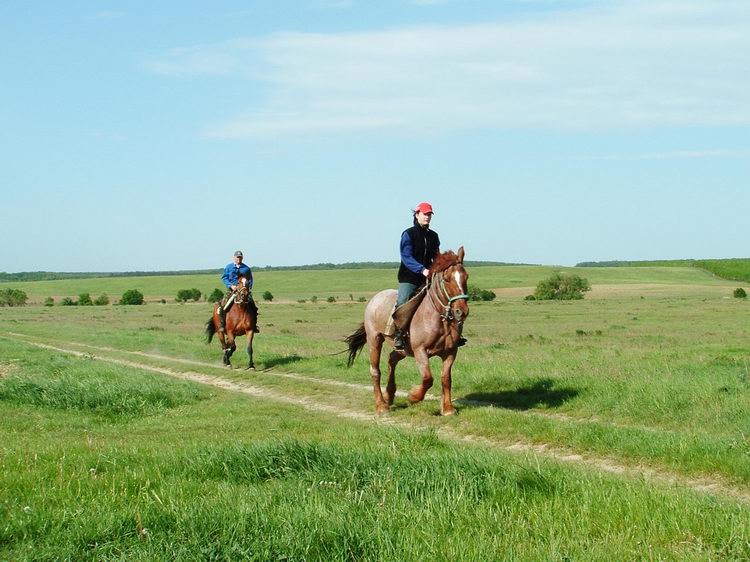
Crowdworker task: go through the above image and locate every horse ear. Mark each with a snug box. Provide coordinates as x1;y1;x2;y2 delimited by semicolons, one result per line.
457;246;465;263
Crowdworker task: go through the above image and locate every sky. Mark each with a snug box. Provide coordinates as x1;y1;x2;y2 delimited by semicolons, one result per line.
1;0;748;272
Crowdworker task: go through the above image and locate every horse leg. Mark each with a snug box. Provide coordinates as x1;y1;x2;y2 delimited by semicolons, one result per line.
245;332;255;370
224;334;236;368
407;348;433;404
439;353;457;416
384;350;404;406
368;334;389;415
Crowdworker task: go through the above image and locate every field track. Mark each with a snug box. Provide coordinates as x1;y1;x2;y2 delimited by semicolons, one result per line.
3;330;749;506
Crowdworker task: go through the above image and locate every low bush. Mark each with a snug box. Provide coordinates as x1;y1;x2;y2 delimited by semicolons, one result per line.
734;287;747;299
262;291;274;302
326;296;336;303
120;289;144;305
78;293;93;306
60;297;77;306
0;288;27;307
469;287;496;302
176;288;202;303
534;273;591;300
208;288;225;303
94;294;109;306
43;297;54;307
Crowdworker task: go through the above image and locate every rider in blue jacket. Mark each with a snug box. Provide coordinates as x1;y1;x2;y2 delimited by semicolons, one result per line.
219;250;259;333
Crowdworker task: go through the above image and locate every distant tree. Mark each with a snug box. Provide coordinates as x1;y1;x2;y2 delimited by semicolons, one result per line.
734;287;748;299
78;293;93;306
120;289;144;305
94;294;109;306
44;297;54;307
534;273;591;301
0;288;28;307
176;288;201;303
60;297;77;306
208;288;224;303
262;291;274;302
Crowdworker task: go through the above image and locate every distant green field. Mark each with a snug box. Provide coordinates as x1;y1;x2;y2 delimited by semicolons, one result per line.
0;263;738;305
578;258;750;283
1;266;750;559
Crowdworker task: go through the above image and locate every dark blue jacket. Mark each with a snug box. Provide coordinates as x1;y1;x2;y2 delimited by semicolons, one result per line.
398;225;440;285
222;262;253;290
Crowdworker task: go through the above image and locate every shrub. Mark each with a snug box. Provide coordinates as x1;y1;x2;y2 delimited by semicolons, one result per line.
524;295;536;301
120;289;144;305
358;297;366;303
44;297;54;307
208;288;224;303
176;288;201;303
468;287;496;302
94;294;109;306
327;296;336;303
78;293;93;306
311;296;318;303
262;291;274;302
0;288;28;307
734;287;748;299
60;297;77;306
534;273;591;301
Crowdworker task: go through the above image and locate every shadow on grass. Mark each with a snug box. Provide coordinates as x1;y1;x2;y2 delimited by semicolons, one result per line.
263;354;304;369
462;378;579;410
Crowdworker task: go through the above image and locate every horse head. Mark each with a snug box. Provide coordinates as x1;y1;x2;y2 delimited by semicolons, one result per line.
429;246;470;321
234;275;251;305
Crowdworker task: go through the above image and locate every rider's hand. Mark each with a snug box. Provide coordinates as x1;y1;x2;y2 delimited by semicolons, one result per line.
230;285;236;291
422;269;430;277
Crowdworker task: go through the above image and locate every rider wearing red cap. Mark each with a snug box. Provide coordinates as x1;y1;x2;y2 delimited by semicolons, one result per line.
394;202;440;350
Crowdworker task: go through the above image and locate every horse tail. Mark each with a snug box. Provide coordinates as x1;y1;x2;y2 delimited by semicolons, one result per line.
206;316;217;343
344;323;367;367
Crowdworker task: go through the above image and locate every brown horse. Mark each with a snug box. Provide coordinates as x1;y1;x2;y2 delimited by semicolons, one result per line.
205;275;257;369
345;247;469;415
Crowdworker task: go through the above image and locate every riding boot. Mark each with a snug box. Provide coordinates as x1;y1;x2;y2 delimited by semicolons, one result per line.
394;329;406;351
218;307;227;334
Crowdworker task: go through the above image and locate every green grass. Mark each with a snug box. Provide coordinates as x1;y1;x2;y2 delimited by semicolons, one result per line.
2;266;750;559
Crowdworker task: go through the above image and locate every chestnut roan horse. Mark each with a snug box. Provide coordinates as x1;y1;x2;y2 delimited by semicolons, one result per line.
205;275;257;369
345;247;469;415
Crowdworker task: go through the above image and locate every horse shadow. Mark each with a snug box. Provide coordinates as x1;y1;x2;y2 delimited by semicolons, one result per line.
262;354;304;369
461;378;579;411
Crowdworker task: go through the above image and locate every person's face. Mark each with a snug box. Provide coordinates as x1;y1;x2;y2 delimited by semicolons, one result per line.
416;211;433;227
233;255;242;265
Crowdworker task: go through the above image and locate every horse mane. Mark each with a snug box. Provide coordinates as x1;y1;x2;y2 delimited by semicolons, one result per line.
429;250;460;274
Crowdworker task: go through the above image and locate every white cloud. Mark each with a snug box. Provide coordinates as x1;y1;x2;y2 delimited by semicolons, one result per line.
147;0;750;137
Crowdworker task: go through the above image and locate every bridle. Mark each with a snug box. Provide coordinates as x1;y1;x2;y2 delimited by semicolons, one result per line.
427;265;469;322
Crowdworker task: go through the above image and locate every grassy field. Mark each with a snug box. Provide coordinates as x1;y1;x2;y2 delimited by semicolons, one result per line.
1;265;750;560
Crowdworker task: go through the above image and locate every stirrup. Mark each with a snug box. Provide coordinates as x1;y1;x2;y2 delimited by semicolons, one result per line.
394;331;406;350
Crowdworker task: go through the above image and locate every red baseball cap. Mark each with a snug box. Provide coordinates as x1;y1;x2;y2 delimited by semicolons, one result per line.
415;202;434;214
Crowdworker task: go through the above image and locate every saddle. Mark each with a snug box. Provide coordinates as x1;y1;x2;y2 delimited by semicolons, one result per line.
385;286;428;336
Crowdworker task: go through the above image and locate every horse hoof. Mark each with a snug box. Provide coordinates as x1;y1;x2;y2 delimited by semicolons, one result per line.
245;366;256;371
442;407;458;417
224;364;232;369
375;404;390;416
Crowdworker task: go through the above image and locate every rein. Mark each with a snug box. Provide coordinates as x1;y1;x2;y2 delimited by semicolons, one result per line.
427;269;468;322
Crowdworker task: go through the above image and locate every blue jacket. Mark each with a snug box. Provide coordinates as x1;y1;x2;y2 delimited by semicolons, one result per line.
222;262;253;290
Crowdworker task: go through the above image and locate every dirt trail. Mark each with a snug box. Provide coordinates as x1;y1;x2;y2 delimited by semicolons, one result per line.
3;331;749;504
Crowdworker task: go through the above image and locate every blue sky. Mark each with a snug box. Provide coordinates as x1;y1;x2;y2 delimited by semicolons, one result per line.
2;0;748;272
